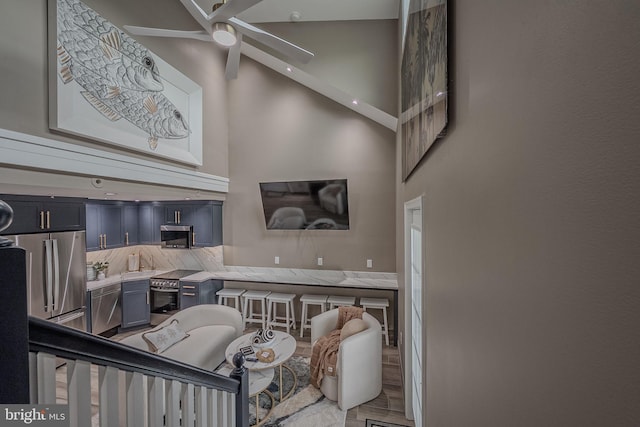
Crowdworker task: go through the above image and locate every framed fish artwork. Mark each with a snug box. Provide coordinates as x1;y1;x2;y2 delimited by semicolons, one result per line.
47;0;203;166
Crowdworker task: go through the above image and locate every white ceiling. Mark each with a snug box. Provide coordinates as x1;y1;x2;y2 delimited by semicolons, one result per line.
194;0;400;23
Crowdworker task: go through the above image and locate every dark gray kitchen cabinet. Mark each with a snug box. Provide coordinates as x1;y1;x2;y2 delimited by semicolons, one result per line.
121;280;150;329
190;202;222;247
138;203;164;244
85;202;124;251
163;204;192;225
123;204;139;246
0;194;85;235
179;279;222;310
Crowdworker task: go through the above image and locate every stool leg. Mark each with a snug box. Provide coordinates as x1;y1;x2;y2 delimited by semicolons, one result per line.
262;299;268;330
300;303;307;338
242;298;248;330
285;302;290;334
321;302;326;313
382;306;389;346
290;300;296;330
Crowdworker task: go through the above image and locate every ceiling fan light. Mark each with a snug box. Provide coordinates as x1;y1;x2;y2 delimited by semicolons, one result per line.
212;23;237;47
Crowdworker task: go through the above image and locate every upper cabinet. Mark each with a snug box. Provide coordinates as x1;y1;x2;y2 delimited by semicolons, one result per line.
0;195;86;235
86;202;124;251
123;204;139;246
190;202;222;247
138;203;164;245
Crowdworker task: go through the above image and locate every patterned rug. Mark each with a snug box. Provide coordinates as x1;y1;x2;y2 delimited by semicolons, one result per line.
251;356;347;427
365;420;410;427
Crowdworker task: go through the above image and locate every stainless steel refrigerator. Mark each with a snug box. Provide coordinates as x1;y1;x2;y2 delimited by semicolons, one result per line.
7;231;87;331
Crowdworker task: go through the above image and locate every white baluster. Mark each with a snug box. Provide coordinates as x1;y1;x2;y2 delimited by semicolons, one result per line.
165;380;181;427
229;392;237;427
221;390;229;427
147;376;164;427
67;360;92;427
98;366;119;427
195;386;208;427
36;352;56;404
208;389;218;427
181;383;195;427
125;372;144;426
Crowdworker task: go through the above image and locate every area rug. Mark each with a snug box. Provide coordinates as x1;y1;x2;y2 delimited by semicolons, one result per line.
366;420;410;427
250;356;347;427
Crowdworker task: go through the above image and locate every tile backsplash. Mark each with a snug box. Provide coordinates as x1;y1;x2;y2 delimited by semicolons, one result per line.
86;245;225;276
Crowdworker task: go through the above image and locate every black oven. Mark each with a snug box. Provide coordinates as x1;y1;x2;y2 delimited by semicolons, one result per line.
149;270;201;324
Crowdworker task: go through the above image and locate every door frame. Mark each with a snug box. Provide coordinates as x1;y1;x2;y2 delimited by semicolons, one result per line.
404;195;424;424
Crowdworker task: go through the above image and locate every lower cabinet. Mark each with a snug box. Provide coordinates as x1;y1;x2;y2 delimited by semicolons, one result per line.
121;280;150;329
179;279;222;310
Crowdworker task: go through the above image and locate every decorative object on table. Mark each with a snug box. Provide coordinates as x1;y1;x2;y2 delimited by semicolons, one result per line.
256;348;275;363
127;253;140;272
0;200;14;247
48;0;203;165
93;261;109;280
86;262;96;281
239;345;255;357
252;327;275;347
401;0;448;180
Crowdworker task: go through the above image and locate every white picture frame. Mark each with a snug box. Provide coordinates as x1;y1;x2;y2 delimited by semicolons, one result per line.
47;0;203;166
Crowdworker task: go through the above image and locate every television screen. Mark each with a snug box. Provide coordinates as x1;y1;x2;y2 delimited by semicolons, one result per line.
259;179;350;230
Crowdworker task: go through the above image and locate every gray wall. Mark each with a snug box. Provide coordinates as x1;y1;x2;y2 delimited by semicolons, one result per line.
0;0;229;177
225;20;397;270
398;1;640;425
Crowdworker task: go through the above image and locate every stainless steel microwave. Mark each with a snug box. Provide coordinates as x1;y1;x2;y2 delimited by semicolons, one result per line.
160;225;193;248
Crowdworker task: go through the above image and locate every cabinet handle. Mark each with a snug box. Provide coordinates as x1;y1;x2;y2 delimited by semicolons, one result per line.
46;211;51;229
182;292;195;296
146;291;149;305
99;234;103;249
39;211;45;229
192;232;196;246
104;234;107;248
174;211;178;223
182;285;196;289
177;211;181;224
125;232;129;246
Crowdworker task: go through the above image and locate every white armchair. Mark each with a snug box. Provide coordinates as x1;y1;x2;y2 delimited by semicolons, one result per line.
311;308;382;410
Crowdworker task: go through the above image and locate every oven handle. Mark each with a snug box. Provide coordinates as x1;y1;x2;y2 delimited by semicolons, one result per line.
150;287;179;293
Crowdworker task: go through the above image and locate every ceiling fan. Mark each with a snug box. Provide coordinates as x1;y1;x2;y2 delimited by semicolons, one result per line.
124;0;314;80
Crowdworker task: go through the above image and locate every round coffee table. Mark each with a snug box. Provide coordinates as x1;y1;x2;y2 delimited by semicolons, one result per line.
225;330;297;401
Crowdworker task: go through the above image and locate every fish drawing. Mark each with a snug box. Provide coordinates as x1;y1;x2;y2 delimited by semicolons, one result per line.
55;0;189;149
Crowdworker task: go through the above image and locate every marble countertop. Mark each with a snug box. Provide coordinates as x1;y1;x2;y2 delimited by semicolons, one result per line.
181;267;398;290
87;267;398;291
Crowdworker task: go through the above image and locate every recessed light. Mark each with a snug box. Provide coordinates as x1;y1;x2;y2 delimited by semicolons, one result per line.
352;99;359;105
104;192;117;196
184;197;191;200
286;66;292;72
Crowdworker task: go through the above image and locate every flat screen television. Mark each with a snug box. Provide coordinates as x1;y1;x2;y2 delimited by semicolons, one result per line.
259;179;350;230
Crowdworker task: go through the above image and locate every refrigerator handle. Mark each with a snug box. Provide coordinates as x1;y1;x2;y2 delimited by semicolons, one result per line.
52;239;60;312
44;239;53;313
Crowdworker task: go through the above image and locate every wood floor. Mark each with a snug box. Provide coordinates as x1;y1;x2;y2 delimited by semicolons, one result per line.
56;325;415;427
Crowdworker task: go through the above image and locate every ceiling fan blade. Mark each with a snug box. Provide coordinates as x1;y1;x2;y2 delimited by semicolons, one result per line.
225;33;242;80
179;0;215;32
123;25;212;42
229;18;314;64
207;0;263;22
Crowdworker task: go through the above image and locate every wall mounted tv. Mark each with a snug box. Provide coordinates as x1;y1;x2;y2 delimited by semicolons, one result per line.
259;179;350;230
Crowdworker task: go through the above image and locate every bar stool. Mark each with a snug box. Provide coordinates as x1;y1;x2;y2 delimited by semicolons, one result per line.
242;290;271;330
299;294;328;338
327;295;356;310
266;293;297;334
360;297;390;346
216;288;245;311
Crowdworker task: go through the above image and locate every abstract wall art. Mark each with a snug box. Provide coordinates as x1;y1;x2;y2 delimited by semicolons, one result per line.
401;0;448;180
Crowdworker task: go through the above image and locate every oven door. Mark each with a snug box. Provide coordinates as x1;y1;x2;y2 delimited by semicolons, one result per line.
150;287;179;314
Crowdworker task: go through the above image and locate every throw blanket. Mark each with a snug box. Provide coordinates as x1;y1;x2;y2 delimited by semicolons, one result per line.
310;306;363;388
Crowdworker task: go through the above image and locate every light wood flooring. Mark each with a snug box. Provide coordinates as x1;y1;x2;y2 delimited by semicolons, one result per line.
56;324;414;427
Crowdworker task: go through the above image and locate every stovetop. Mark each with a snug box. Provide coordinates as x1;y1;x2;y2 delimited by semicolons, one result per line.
151;270;201;280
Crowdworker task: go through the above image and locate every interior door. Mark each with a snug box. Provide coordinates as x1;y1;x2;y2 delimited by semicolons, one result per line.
410;218;423;427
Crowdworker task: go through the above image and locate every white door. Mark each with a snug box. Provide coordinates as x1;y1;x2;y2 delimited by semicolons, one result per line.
405;197;423;426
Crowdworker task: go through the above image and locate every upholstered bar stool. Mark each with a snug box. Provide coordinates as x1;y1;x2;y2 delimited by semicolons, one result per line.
242;290;271;330
299;294;328;338
216;288;246;311
359;297;390;346
327;295;356;310
266;293;297;334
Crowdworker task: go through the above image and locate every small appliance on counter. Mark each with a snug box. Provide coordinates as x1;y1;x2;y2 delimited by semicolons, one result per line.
127;253;140;272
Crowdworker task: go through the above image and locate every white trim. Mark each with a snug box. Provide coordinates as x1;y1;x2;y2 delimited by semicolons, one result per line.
404;194;424;423
0;128;228;193
240;43;398;131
